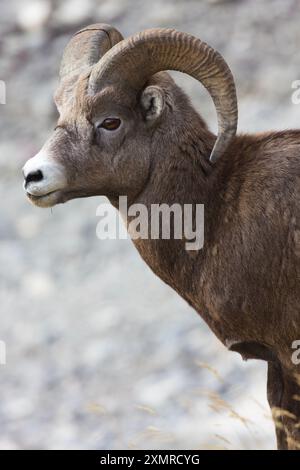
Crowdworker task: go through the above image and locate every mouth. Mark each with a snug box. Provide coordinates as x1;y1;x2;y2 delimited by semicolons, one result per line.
25;187;102;208
26;190;64;208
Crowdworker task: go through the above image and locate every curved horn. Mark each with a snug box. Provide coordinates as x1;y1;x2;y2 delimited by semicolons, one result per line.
59;23;124;80
89;29;237;164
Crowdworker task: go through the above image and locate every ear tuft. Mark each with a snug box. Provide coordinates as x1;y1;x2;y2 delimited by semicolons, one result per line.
141;86;165;121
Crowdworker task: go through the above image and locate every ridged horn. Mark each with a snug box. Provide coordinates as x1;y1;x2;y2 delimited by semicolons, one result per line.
89;28;238;164
59;23;124;80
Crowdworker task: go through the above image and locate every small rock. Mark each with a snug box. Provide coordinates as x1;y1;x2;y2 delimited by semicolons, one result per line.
23;271;55;298
17;0;51;32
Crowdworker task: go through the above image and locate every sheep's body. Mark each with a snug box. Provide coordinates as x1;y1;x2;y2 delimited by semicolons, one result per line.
124;90;300;447
132;126;300;367
22;24;300;449
113;83;300;447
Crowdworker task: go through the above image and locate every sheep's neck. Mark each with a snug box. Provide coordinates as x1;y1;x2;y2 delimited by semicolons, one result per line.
118;123;219;307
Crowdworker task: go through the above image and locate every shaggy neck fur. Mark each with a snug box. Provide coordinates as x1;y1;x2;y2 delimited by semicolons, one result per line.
117;95;221;309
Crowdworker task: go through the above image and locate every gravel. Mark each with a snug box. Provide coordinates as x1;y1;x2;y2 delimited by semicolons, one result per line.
1;0;299;449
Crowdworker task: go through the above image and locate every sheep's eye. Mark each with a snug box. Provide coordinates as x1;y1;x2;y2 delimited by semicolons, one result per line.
99;118;121;131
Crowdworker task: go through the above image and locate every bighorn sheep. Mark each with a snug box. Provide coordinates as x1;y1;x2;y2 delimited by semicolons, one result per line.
22;24;300;450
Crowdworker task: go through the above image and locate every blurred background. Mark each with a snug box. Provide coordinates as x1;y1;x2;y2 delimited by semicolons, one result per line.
0;0;299;450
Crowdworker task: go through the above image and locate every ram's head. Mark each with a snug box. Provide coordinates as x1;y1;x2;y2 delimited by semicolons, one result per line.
23;24;237;208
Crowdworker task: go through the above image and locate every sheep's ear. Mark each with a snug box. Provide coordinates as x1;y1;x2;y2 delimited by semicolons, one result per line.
140;86;165;122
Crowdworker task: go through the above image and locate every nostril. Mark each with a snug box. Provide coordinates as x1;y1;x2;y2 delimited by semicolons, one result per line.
25;169;44;186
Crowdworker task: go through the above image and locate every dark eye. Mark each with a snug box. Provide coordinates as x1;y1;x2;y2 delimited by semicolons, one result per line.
99;118;121;131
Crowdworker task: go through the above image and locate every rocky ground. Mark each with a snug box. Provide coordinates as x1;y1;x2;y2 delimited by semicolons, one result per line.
0;0;299;449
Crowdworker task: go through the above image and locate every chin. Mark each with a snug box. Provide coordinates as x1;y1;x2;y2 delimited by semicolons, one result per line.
26;189;101;208
26;190;65;208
